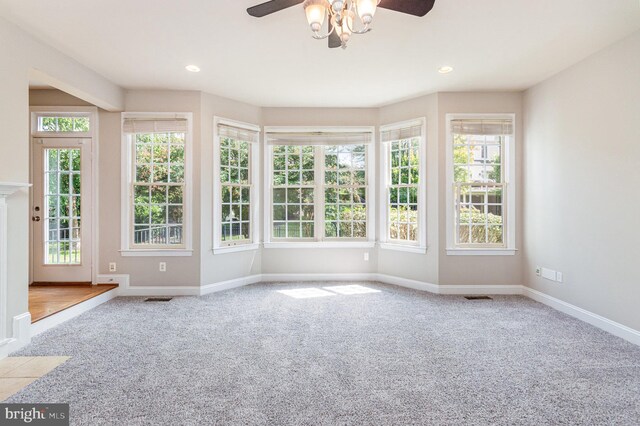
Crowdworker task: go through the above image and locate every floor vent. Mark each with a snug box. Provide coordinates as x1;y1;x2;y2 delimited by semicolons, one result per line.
464;296;493;300
144;297;173;302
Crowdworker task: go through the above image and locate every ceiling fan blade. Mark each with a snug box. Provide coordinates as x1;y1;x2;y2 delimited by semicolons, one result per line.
378;0;436;17
247;0;304;18
328;20;341;49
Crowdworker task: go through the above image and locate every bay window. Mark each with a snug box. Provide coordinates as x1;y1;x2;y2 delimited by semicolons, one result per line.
213;117;260;253
379;118;427;253
264;128;375;247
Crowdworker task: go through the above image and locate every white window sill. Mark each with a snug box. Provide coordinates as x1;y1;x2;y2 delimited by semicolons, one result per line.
379;243;427;254
446;248;517;256
264;241;376;249
213;243;260;254
120;249;193;257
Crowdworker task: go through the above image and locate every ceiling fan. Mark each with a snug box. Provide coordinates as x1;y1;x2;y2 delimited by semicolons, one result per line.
247;0;436;49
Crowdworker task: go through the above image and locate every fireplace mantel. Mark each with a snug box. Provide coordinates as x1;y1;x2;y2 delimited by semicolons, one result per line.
0;182;30;357
0;182;31;197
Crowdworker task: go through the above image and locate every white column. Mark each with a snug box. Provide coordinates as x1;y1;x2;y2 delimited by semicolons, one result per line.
0;183;30;356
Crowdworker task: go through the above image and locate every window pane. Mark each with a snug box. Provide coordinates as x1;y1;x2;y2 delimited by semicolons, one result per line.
133;131;186;247
452;128;506;247
38;116;90;133
324;145;367;240
44;148;83;264
219;135;253;244
387;138;420;243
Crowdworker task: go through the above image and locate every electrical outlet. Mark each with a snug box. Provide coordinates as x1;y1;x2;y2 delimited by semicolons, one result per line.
109;262;117;272
535;266;541;276
364;252;369;262
159;262;166;272
541;267;556;281
556;272;563;283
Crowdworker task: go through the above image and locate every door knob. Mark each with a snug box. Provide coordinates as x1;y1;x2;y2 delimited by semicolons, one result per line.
32;216;41;222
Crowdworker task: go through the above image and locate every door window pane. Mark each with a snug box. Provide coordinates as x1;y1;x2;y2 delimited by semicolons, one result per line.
44;148;81;264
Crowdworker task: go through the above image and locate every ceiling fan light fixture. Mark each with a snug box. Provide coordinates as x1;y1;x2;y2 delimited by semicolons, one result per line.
304;0;326;32
334;10;354;43
356;0;379;24
330;0;345;14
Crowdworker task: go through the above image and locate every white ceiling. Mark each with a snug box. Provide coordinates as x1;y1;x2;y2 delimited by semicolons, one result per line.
2;0;640;107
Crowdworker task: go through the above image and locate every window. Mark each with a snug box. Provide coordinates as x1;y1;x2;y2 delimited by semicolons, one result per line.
37;115;90;133
213;117;260;253
379;119;427;253
446;115;516;255
121;114;192;256
264;128;375;247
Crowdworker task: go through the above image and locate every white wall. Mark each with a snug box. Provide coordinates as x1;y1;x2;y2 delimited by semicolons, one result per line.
523;30;640;330
0;17;122;342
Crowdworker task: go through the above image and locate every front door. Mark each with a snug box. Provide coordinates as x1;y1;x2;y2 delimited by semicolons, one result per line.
32;138;92;282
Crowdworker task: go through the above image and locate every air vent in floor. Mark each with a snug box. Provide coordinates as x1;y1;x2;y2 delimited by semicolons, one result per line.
464;296;493;300
144;297;173;302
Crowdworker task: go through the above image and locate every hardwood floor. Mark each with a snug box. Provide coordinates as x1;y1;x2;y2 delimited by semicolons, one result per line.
29;284;118;323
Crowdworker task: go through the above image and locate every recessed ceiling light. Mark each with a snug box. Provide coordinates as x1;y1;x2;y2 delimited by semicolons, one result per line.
185;65;201;73
438;66;454;74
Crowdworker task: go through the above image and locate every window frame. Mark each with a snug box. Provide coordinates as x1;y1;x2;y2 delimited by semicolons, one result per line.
445;113;516;256
32;111;93;138
120;112;193;257
379;118;427;254
213;116;261;254
263;126;376;249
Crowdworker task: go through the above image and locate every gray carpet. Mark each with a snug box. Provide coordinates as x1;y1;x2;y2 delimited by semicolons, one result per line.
7;282;640;425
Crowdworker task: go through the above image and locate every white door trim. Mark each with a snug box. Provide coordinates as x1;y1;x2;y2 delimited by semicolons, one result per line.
30;107;99;283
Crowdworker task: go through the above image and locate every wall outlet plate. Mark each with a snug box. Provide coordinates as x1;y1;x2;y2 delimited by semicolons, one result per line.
109;262;117;272
364;252;369;261
556;272;563;282
535;266;541;276
159;262;167;272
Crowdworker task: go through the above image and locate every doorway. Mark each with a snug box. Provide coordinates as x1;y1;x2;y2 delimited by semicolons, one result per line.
31;137;93;283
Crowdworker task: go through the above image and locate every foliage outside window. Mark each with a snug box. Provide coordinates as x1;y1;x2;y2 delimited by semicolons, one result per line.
380;119;425;251
324;145;367;238
214;119;260;252
220;138;252;243
453;132;505;246
38;116;90;133
388;138;419;242
272;145;316;239
44;148;82;264
132;132;185;248
269;136;370;243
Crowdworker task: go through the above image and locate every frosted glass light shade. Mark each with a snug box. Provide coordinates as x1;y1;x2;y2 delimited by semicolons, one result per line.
356;0;378;23
304;0;327;32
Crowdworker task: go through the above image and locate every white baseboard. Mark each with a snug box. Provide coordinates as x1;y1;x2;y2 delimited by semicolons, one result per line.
261;273;377;283
98;274;199;296
118;286;200;296
31;288;118;336
522;287;640;346
0;312;31;358
438;284;523;295
375;273;440;293
201;274;262;296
